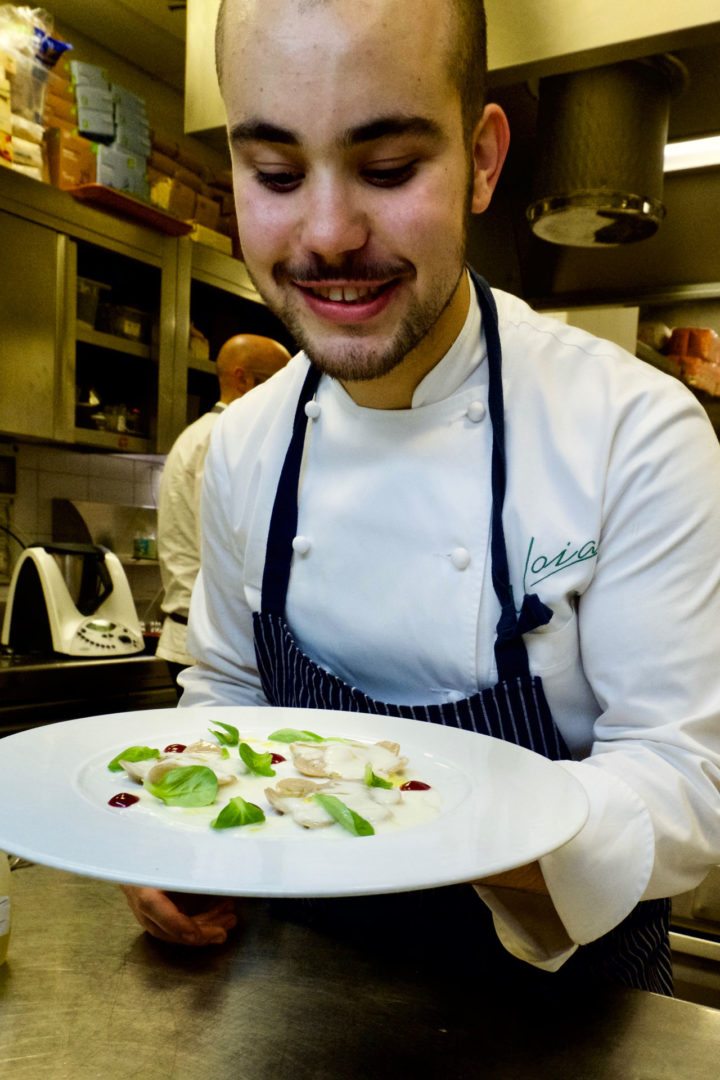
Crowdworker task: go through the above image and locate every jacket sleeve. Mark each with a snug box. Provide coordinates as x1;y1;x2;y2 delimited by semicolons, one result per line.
485;377;720;962
179;420;268;708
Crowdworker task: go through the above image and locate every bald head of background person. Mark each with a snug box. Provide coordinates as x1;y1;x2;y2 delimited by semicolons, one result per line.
155;332;291;684
215;333;293;404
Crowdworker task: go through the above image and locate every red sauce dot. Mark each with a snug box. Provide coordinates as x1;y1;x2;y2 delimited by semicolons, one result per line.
270;753;286;764
400;780;431;791
108;792;140;808
164;743;186;753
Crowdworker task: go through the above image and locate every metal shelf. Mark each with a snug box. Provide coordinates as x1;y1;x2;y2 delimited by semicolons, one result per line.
76;323;152;360
72;428;152;453
187;355;217;375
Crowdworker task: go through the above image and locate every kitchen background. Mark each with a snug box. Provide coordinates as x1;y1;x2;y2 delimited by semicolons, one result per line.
0;0;719;1006
1;0;719;606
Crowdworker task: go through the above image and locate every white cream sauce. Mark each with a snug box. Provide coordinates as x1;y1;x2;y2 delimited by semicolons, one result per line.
108;734;440;839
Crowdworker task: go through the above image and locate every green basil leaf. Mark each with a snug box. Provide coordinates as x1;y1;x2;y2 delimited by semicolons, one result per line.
209;720;240;747
267;728;326;744
145;765;219;807
211;796;266;830
364;764;393;789
238;742;276;777
108;745;160;773
313;794;375;837
220;747;230;760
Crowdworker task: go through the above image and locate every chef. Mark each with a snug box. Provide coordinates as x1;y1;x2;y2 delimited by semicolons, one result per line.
122;0;720;993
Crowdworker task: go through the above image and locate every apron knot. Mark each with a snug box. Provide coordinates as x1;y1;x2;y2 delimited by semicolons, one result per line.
517;593;554;636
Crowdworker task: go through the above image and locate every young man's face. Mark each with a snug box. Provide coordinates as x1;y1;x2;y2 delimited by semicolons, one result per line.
221;0;506;383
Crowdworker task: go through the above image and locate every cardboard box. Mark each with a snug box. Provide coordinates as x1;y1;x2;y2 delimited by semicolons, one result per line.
11;161;42;181
68;60;109;88
44;115;78;137
96;144;148;196
110;84;147;119
174;164;203;193
150;175;196;219
12;115;44;143
115;121;151;158
149;148;177;177
211;188;236;216
44;91;77;124
175;145;211;181
46;69;75;103
0;131;11;166
189;222;233;255
77;107;115;142
12;134;43;169
193;192;221;231
45;127;96;189
75;86;113;112
151;132;179;159
0;76;11;135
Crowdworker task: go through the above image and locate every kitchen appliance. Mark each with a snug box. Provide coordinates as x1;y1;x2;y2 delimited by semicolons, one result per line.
1;543;143;657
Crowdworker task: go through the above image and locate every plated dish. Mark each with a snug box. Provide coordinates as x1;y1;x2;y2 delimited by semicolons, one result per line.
0;706;588;897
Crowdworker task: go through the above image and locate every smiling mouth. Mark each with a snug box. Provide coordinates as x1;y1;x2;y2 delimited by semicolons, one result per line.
294;281;395;304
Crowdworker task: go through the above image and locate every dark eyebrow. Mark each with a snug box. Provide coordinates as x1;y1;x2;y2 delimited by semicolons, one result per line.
229;115;444;149
344;116;444;146
230;120;299;146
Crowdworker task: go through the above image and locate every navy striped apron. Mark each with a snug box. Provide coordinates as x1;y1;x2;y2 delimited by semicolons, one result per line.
253;270;673;996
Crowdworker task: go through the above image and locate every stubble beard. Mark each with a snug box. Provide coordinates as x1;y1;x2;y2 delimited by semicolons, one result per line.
273;269;465;382
242;237;468;382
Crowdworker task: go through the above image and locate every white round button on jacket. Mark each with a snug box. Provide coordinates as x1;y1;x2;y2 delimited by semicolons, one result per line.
292;535;312;555
446;689;464;703
304;401;321;419
450;547;471;571
467;401;486;423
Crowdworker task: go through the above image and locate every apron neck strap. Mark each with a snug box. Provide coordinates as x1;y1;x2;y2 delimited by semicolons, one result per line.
261;363;322;614
469;270;552;677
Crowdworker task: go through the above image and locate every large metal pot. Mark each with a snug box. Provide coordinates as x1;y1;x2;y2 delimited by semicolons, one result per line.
527;55;687;247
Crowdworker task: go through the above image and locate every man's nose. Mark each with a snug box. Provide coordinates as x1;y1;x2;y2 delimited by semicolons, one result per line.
299;178;368;262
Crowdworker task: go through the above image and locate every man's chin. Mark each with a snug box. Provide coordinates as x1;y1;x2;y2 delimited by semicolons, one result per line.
300;341;406;383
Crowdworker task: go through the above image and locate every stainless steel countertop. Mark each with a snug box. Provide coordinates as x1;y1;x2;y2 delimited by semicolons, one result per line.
2;865;719;1079
0;654;176;735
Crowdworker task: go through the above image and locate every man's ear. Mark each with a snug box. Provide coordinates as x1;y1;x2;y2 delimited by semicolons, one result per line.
470;104;511;215
234;367;254;395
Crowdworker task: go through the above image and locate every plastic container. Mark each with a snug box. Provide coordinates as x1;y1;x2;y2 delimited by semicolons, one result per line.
0;852;11;966
77;278;110;327
98;302;151;343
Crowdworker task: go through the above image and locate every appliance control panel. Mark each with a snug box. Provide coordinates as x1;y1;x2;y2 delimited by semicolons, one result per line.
72;618;143;655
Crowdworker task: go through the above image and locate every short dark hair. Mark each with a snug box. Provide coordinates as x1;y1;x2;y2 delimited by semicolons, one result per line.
216;0;488;134
452;1;488;134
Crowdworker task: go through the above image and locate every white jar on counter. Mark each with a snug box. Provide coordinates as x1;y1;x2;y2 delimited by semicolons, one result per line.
0;851;11;965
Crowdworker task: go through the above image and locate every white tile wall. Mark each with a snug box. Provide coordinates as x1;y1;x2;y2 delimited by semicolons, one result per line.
6;444;165;562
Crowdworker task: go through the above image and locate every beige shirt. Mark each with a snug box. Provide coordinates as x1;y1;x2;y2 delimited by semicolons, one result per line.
156;403;225;665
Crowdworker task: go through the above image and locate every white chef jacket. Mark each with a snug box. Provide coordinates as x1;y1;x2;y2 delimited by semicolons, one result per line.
156;403;226;666
180;281;720;969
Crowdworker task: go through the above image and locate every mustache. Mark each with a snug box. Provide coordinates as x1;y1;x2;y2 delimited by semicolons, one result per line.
275;257;413;283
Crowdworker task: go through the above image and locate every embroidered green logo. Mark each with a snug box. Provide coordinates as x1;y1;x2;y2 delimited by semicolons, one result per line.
523;536;598;591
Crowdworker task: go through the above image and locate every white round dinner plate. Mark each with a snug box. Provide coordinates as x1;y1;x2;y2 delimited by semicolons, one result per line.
0;706;588;896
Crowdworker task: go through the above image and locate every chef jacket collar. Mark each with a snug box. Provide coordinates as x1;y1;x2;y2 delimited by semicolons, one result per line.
410;269;484;408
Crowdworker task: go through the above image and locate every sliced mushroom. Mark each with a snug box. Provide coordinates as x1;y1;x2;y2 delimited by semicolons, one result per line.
265;779;333;828
290;740;408;781
185;739;225;755
264;778;396;830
